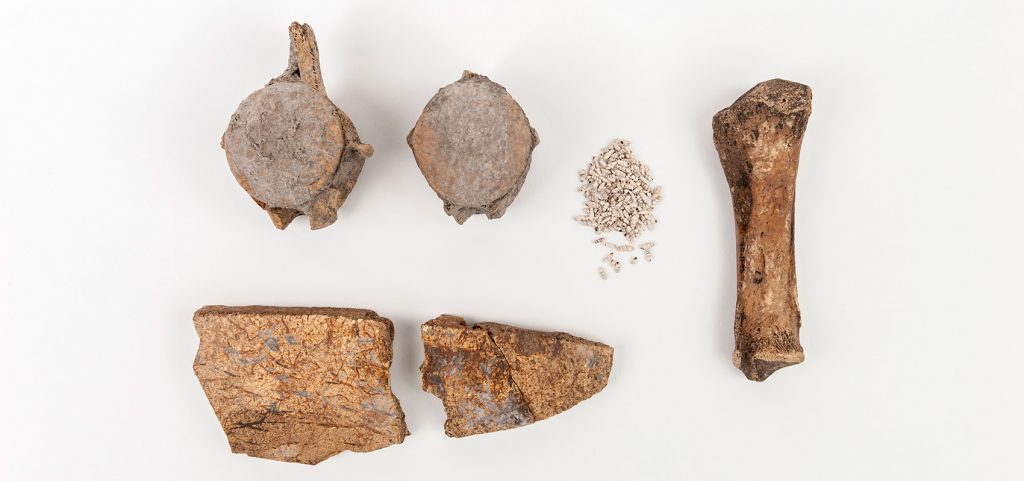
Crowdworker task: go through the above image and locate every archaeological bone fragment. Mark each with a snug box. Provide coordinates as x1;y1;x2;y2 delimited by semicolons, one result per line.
408;71;539;224
221;22;373;230
193;306;408;464
420;315;613;437
713;79;812;382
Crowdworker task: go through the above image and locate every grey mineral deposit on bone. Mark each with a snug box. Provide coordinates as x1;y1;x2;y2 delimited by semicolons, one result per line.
221;22;373;230
224;82;344;209
408;71;539;224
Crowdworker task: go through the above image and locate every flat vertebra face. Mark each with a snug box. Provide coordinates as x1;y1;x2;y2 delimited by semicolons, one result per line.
223;82;344;209
410;74;534;209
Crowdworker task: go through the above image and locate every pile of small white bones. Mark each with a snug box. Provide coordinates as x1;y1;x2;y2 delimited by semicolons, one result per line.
575;139;662;279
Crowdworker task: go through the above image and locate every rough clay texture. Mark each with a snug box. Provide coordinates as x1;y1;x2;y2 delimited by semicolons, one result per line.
712;79;812;382
193;306;408;464
222;22;373;230
408;71;539;224
420;315;613;437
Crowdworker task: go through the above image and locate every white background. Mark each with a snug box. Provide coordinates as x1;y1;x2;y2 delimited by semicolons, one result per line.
1;1;1021;479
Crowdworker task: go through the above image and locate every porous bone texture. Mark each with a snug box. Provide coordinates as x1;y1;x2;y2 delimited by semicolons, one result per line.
193;306;408;464
712;79;812;382
221;22;372;230
408;71;539;223
420;315;612;437
223;82;343;209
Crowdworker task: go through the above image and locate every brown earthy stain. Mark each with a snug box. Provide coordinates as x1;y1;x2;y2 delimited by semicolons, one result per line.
420;315;612;437
713;79;812;382
192;306;408;464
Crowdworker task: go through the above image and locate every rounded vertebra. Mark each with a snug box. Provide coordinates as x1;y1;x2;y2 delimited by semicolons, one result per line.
221;22;372;230
408;71;539;224
224;82;344;210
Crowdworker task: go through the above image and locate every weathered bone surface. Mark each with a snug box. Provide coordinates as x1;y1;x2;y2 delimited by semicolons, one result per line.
193;306;408;464
420;315;612;437
408;71;539;224
713;79;812;382
222;23;373;230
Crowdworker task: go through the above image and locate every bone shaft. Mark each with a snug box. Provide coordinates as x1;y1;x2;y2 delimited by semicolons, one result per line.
713;79;811;382
729;148;801;370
